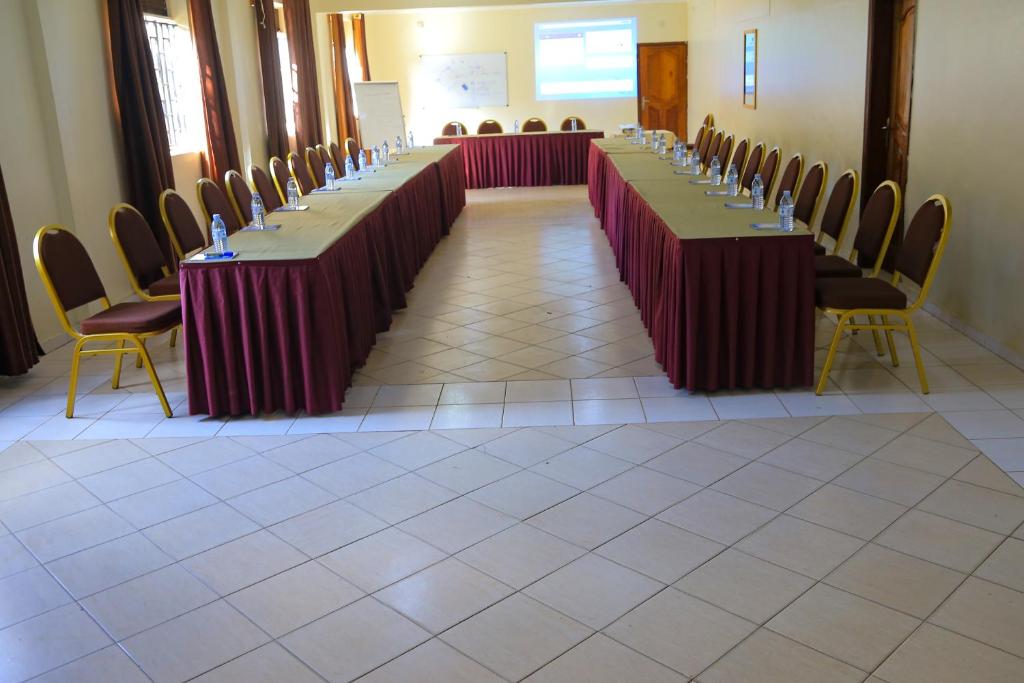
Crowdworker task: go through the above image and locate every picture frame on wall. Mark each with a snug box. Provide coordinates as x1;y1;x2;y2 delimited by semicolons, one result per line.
743;29;757;109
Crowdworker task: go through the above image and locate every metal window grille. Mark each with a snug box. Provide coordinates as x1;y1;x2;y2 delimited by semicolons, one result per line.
145;15;195;152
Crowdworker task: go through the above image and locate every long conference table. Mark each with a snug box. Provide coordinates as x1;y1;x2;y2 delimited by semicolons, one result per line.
180;145;465;416
434;129;604;189
588;138;815;392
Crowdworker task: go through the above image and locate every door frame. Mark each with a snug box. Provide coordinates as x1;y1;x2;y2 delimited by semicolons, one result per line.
637;41;688;140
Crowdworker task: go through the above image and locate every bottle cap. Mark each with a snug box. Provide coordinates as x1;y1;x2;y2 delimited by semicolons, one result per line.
213;213;221;220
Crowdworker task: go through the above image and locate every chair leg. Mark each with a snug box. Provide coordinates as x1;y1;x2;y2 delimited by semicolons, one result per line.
169;327;178;349
868;315;885;356
112;339;126;389
136;338;145;368
905;317;930;394
816;314;849;395
882;314;900;367
134;336;173;417
66;339;85;418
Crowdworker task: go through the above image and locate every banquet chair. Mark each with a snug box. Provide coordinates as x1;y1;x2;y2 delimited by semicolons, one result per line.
316;144;334;170
794;161;829;231
815;194;951;394
269;156;291;202
759;147;781;200
329;141;345;169
812;169;859;256
740;142;766;192
773;154;804;210
305;147;327;188
197;178;242;239
716;135;734;176
345;138;361;168
703;131;724;172
522;117;547;132
249;165;282;212
288;152;317;195
696;126;715;162
560;116;586;131
691;125;707;151
33;225;181;418
477;119;503;134
815;180;901;280
225;169;254;225
441;121;466;136
160;189;207;260
701;113;714;128
728;138;749;179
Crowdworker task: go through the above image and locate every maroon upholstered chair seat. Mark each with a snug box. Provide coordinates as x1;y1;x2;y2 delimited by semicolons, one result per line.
814;243;828;256
814;255;861;278
148;273;180;297
80;300;182;335
815;277;907;311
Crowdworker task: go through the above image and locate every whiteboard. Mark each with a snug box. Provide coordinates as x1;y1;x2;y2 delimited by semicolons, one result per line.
420;52;508;108
353;81;406;148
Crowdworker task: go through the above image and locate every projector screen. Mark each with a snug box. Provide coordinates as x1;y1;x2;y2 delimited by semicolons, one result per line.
534;17;638;101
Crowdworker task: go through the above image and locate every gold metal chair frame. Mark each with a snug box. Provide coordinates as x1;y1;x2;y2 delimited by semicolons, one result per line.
268;156;289;204
159;189;206;262
195;177;219;227
816;194;949;397
34;225;177;418
304;147;323;189
798;161;830;231
224;170;251;227
817;168;859;255
316;144;333;168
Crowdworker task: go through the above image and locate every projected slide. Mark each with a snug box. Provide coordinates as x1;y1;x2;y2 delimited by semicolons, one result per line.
535;17;637;100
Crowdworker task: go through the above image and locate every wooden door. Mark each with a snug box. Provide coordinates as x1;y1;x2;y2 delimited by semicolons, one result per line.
885;0;916;191
638;42;687;140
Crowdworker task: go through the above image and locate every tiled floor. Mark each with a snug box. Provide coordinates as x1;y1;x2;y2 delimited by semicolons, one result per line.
2;185;1024;681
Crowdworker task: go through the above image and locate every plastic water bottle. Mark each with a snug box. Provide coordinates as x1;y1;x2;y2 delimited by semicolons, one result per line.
690;150;701;176
710;157;722;186
408;131;415;148
395;135;403;154
211;214;227;254
571;117;578;132
358;149;367;172
752;174;765;210
324;162;335;190
344;155;356;179
381;140;390;165
250;192;265;228
514;119;520;134
660;133;667;153
673;141;684;163
455;122;463;136
780;190;795;231
286;178;299;209
726;163;739;196
635;125;644;144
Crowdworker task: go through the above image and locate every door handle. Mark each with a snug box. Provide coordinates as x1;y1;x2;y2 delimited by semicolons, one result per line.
642;96;649;109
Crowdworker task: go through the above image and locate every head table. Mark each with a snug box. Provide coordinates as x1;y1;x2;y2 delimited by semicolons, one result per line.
179;146;465;416
588;138;815;392
433;129;605;189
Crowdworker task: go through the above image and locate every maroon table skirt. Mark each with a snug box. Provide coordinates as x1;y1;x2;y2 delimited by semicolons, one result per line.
593;156;816;392
434;131;604;189
587;143;609;218
181;151;462;416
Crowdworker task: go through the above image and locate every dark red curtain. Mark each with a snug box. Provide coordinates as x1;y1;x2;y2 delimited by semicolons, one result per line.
351;13;370;81
329;14;359;147
255;0;289;159
188;0;240;187
105;0;175;262
0;164;40;376
283;0;323;152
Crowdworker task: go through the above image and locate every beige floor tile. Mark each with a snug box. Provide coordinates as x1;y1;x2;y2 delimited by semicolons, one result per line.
0;604;113;682
398;497;516;553
192;643;321;683
369;431;466;469
281;597;429;682
528;493;646;549
440;594;592;681
505;379;572;403
416;449;520;494
876;510;1003;573
360;639;505;683
468;469;578;519
930;577;1024;657
699;628;865;683
31;646;149;683
658;489;777;545
479;428;575;466
268;499;388;556
141;503;259;561
0;566;71;630
605;588;756;677
438;382;507;404
589;466;701;515
44;532;172;599
585;424;681;463
758;437;864;481
457;523;585;589
318;527;446;592
954;455;1024;497
917;479;1024;534
529;445;632;489
711;462;823;511
788;484;908;540
227;476;337;527
906;413;976;449
596;518;724;583
871;433;977;476
525;633;685;683
16;505;135;564
975;537;1024;592
301;452;404;498
645;442;749;486
736;515;864;579
345;474;457;524
833;458;945;506
874;623;1024;683
824;543;965;619
537;334;607;355
537;356;612;379
801;416;900;455
502;401;575;427
181;530;305;595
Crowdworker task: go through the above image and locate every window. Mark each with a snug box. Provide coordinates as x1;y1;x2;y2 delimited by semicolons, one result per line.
145;14;205;154
278;31;298;139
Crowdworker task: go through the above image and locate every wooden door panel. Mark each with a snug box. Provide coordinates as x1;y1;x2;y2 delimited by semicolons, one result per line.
886;0;916;192
638;43;687;140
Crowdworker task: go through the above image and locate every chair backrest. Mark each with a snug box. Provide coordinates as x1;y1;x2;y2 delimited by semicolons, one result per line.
560;116;586;131
34;225;107;329
716;135;734;176
305;147;326;188
703;131;724;171
773;154;803;210
852;180;902;275
759;147;781;199
249;165;282;212
288;151;316;195
224;169;253;225
741;142;765;191
729;138;749;178
794;161;828;228
109;203;170;296
692;126;706;150
477;119;503;134
522;117;547;132
817;169;859;251
269;156;291;202
702;113;714;128
894;194;952;302
697;126;715;161
160;189;207;259
345;138;360;168
316;144;333;169
329;141;344;169
197;178;242;238
442;121;466;136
